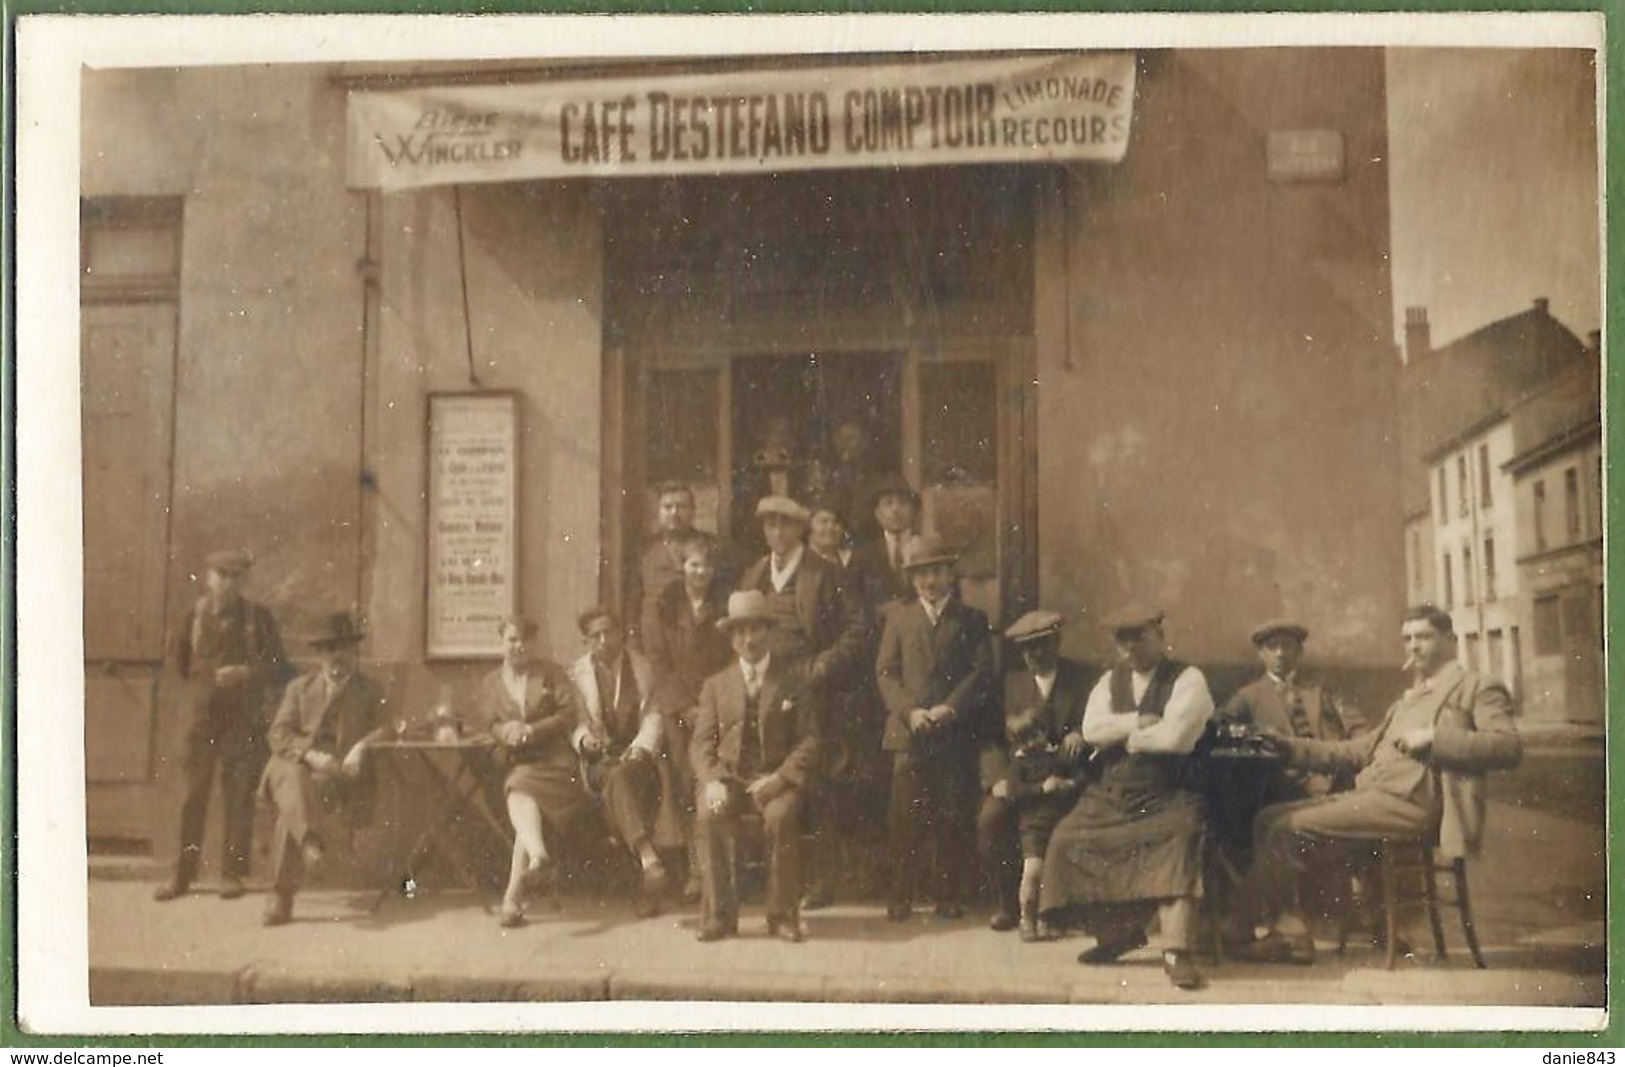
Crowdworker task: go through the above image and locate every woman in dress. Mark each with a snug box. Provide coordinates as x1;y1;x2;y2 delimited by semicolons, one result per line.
469;615;592;927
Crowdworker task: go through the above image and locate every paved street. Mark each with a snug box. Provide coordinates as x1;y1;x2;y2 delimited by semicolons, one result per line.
87;793;1605;1010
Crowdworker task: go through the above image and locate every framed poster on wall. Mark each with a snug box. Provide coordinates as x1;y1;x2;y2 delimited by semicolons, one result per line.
426;391;520;659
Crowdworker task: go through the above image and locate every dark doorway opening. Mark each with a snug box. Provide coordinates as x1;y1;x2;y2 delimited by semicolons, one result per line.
729;352;901;546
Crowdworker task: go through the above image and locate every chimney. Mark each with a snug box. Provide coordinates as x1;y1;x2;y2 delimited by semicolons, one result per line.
1533;296;1550;315
1404;306;1431;362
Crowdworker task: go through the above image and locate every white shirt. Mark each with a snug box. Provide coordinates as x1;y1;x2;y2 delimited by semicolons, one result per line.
884;531;906;572
769;546;804;592
920;595;948;627
1033;670;1058;702
740;653;772;698
1080;661;1214;755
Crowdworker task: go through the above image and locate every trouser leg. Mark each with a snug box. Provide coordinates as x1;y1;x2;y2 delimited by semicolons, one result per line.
760;789;805;922
886;752;921;907
174;715;219;884
599;756;661;853
932;749;975;906
693;802;738;931
218;742;263;880
1159;897;1195;951
976;794;1019;915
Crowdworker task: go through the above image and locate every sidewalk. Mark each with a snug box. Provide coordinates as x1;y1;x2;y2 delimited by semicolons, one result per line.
87;799;1606;1009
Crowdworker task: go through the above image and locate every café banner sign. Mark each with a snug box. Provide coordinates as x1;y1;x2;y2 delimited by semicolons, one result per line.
347;53;1135;190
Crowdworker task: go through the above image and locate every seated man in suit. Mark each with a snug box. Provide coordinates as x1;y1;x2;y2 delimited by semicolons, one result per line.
257;612;387;927
1039;607;1215;991
877;534;995;922
568;606;681;918
689;591;823;943
1227;604;1523;963
978;609;1092;935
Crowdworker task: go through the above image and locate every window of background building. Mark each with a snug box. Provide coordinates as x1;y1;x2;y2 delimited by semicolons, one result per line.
1463;545;1475;605
1442;551;1454;608
1438;467;1448;525
1457;455;1469;517
1411;529;1422;590
1565;466;1581;540
1483;535;1496;601
1465;632;1481;671
1487;629;1504;685
1533;594;1562;657
1534;480;1548;551
1478;443;1492;508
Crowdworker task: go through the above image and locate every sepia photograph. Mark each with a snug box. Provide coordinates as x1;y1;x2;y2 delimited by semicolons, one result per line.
12;11;1609;1037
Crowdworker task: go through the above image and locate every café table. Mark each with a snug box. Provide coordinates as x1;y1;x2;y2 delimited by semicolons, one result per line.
366;738;511;913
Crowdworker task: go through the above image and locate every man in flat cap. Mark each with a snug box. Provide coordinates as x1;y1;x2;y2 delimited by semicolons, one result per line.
155;548;291;903
978;609;1094;937
258;612;388;926
736;495;868;908
876;534;994;922
1218;619;1367;807
1226;605;1522;964
1039;606;1215;990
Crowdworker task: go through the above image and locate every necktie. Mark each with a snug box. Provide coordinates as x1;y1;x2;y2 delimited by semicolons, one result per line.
890;536;903;573
743;663;760;699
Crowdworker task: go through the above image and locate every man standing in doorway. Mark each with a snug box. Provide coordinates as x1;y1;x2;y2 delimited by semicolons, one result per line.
631;481;721;649
155;548;290;903
856;473;922;619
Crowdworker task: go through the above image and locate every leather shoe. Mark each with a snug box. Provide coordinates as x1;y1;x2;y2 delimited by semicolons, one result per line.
641;862;670;896
989;910;1019;932
1235;931;1315;965
498;903;525;929
1077;928;1149;965
886;903;912;923
696;922;735;943
934;902;964;921
767;915;805;943
152;879;189;903
261;896;293;928
219;877;246;900
1163;950;1206;990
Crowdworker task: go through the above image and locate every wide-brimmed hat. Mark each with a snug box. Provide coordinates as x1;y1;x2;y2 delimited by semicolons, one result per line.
204;548;254;576
1101;604;1165;635
716;590;780;632
309;611;366;648
1006;609;1064;645
870;472;920;509
901;533;959;571
756;496;810;523
1251;619;1309;646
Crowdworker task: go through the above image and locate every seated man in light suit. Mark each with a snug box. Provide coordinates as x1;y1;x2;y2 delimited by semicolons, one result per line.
689;591;823;944
1227;604;1523;963
257;612;387;927
568;607;682;918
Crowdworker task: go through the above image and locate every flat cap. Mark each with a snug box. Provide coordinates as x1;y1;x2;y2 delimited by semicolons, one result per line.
204;548;254;575
756;496;811;523
1005;609;1064;644
901;533;959;571
1251;619;1309;645
870;472;921;508
1101;604;1165;632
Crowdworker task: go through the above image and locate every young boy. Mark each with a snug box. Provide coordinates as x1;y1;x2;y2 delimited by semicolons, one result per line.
1000;705;1087;940
876;534;994;921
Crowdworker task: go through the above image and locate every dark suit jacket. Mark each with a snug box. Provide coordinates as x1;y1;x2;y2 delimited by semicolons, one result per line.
171;597;292;728
737;550;869;687
982;657;1093;788
1217;672;1364;741
468;659;583;775
851;535;915;612
876;597;994;752
630;528;723;643
266;669;388;764
644;577;733;714
690;658;822;788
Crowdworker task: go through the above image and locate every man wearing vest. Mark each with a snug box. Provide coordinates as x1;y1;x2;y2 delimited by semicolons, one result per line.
155;548;291;903
1226;604;1523;964
1039;606;1215;990
689;591;823;943
569;607;682;918
877;534;995;923
978;609;1093;934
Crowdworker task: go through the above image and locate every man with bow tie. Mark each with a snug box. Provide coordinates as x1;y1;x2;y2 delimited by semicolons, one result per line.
257;612;388;927
689;591;823;943
1226;604;1522;964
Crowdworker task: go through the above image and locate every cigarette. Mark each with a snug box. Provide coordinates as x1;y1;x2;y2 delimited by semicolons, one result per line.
1402;653;1419;672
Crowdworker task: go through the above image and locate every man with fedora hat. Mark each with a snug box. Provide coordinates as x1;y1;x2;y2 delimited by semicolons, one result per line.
978;609;1094;936
155;548;290;903
1039;606;1215;990
689;590;823;943
257;611;388;926
854;472;923;617
876;533;994;922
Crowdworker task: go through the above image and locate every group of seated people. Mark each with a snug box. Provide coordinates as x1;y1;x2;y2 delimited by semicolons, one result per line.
157;479;1525;993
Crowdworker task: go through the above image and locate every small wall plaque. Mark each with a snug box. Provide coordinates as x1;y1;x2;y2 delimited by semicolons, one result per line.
1267;129;1345;183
